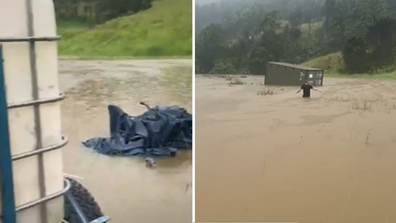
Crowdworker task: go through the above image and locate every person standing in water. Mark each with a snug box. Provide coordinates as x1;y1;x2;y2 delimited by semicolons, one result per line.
296;81;321;98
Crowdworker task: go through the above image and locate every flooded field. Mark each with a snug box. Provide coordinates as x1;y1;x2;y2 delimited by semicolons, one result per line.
59;59;192;223
195;75;396;223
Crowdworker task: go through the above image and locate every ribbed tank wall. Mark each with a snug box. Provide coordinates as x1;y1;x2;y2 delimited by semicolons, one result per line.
0;0;64;222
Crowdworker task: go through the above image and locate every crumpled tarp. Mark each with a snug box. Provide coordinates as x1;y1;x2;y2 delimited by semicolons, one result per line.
82;103;192;157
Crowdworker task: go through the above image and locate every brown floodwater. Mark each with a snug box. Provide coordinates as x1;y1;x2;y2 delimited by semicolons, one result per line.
195;75;396;223
59;59;192;223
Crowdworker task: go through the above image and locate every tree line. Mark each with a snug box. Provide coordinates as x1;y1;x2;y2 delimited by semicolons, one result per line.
54;0;154;27
195;0;396;74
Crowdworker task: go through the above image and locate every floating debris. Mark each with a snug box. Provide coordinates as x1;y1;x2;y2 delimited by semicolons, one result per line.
145;157;156;168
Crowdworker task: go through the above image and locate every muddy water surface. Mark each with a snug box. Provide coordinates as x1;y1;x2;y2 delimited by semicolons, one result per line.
59;59;192;223
195;75;396;223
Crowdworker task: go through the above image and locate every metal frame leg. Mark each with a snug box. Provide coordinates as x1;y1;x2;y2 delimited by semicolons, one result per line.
0;45;17;223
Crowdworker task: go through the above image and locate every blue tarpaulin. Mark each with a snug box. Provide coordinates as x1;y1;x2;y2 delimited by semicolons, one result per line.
82;103;192;157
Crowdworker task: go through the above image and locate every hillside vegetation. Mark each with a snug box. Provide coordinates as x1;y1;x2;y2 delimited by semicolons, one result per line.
58;0;192;57
195;0;396;78
302;52;396;79
301;53;343;73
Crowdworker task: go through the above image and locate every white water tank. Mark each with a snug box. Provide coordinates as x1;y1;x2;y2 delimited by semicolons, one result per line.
0;0;66;222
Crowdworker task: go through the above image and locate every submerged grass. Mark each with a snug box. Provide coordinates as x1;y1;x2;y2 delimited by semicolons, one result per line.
58;0;192;57
325;71;396;79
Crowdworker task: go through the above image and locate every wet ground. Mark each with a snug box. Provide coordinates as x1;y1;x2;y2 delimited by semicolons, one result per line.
195;75;396;223
59;59;192;223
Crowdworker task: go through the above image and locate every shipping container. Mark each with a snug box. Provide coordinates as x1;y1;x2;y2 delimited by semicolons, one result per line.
265;62;324;86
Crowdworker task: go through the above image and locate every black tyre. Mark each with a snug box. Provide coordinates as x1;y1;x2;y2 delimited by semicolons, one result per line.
63;178;105;223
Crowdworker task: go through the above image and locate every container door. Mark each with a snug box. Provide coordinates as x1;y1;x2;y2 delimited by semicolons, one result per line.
299;71;306;85
307;70;323;86
307;70;316;85
315;71;323;86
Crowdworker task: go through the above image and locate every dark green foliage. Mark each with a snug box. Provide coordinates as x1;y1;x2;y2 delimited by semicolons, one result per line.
247;46;268;75
54;0;154;26
97;0;154;21
195;0;396;75
342;37;369;73
210;61;237;74
365;18;396;68
342;17;396;73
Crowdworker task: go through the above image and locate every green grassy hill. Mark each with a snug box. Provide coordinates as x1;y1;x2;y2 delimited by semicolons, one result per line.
297;20;396;79
302;52;396;79
301;52;343;73
57;0;192;57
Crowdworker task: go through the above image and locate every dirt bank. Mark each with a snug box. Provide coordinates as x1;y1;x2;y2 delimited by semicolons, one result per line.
59;59;192;223
195;75;396;223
